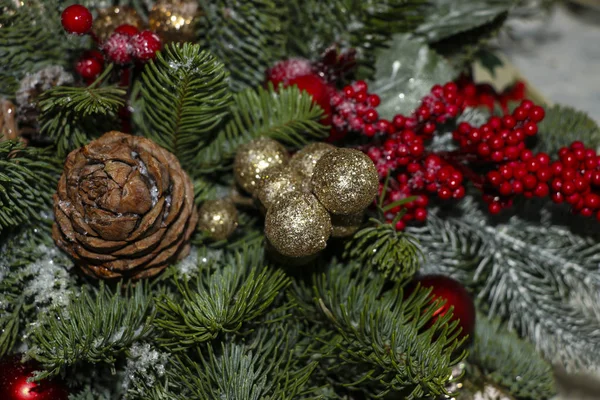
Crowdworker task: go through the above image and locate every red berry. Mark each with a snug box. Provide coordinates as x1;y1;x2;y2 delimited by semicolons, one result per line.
534;183;549;197
365;109;378;123
447;104;459;117
415;208;428;222
130;30;162;61
395;220;406;231
114;24;140;36
364;124;377;137
523;174;537;190
524;122;538;136
552;192;564;203
513;107;528;121
61;4;93;35
343;85;355;98
502;115;516;129
585;193;600;209
354;80;368;92
438;186;452;200
368;94;381;107
453;186;466;199
489;202;502;215
423;122;436;135
355;91;368;103
499;182;513;196
529;106;545;122
75;52;104;80
103;33;133;64
512;180;524;194
393;115;406;129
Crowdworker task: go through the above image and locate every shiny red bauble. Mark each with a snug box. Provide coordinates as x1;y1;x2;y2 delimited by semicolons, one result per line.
417;275;476;339
266;58;313;88
287;74;333;125
0;355;69;400
61;5;93;35
130;31;162;62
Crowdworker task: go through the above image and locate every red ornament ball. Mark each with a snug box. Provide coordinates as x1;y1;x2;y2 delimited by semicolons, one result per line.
103;33;133;64
417;275;476;339
61;5;93;35
0;355;69;400
130;31;162;61
75;50;104;80
266;58;313;88
287;74;333;125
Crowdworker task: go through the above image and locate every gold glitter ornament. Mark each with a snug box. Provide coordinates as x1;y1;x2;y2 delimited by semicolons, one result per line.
311;148;379;215
149;0;201;44
234;137;289;195
254;166;304;213
198;199;239;241
289;142;335;181
265;191;331;258
93;6;144;42
331;212;364;238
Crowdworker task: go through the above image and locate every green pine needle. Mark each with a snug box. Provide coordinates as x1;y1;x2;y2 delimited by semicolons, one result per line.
136;43;232;174
196;84;328;172
535;104;600;154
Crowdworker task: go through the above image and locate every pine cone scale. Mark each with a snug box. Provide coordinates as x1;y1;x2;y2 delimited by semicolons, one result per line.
53;131;198;280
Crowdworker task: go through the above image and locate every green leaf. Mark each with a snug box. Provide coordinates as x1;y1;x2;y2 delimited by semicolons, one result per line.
535;104;600;154
195;85;328;173
475;48;505;78
367;34;457;119
137;43;232;173
413;0;513;43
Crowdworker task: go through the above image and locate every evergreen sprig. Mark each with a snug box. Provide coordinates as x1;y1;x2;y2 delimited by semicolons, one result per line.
344;218;422;282
167;329;317;400
136;43;232;173
38;66;125;158
0;141;60;233
0;0;83;97
196;84;328;172
197;0;289;91
535;104;600;154
469;314;556;400
28;282;155;379
156;248;290;350
291;261;466;398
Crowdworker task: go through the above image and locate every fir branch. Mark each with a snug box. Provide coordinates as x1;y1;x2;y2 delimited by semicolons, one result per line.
28;282;155;379
535;104;600;154
469;314;556;400
155;248;289;350
167;328;317;400
286;0;427;77
410;197;600;373
0;141;60;233
344;218;422;282
291;261;466;398
195;85;328;173
136;43;232;173
0;0;86;97
38;66;125;158
197;0;289;91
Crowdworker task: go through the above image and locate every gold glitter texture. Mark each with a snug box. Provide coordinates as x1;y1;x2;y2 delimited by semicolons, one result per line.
254;166;304;213
331;212;364;238
234;137;289;195
198;199;238;241
149;0;201;44
265;191;331;258
311;148;378;215
93;6;144;42
289;142;335;181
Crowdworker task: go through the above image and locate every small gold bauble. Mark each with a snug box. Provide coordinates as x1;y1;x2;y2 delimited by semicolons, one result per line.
265;191;332;258
198;199;238;241
149;0;201;44
234;137;289;196
93;6;145;42
289;142;335;181
311;148;379;215
331;212;364;238
254;166;304;213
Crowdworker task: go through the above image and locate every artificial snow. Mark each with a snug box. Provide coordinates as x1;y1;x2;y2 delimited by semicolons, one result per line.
122;343;168;392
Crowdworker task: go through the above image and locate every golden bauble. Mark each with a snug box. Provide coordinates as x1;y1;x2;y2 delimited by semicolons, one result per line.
331;212;364;238
311;148;379;215
265;191;331;258
198;199;239;241
234;137;289;196
289;142;335;181
149;0;201;44
254;166;304;213
93;6;145;42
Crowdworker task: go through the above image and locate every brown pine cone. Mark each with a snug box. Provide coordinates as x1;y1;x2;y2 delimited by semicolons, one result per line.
52;131;198;280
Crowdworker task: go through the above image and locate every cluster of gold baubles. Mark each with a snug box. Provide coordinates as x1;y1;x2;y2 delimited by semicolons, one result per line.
93;0;201;44
234;138;379;259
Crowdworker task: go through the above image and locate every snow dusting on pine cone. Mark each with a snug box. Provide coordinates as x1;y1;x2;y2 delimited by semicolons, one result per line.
52;131;198;280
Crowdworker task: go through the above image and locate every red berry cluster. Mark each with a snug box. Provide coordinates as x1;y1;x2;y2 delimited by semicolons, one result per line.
550;142;600;219
62;5;161;82
415;83;462;138
457;77;527;114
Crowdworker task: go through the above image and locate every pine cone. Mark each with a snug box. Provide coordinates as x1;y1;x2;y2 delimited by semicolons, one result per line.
53;131;198;279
